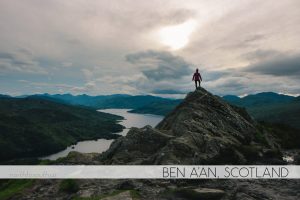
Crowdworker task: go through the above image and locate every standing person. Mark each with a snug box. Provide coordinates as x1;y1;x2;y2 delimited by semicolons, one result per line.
192;68;202;89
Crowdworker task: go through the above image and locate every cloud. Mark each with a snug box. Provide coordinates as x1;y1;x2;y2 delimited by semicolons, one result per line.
62;62;73;67
0;1;299;96
126;50;193;81
241;49;280;62
244;53;300;78
219;34;267;50
71;83;94;93
202;69;231;82
151;89;187;94
0;49;47;74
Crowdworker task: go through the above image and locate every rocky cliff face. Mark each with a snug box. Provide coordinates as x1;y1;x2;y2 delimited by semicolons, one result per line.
100;88;281;165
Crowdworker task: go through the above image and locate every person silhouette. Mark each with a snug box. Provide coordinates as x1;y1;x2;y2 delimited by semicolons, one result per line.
192;68;202;89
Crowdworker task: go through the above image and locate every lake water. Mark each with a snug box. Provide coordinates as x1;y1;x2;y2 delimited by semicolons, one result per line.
41;109;163;160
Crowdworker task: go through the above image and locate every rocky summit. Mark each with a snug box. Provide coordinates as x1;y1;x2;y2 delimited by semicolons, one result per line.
100;87;281;165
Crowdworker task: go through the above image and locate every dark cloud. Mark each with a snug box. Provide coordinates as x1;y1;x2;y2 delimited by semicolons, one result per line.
0;49;47;74
160;9;196;25
218;34;266;50
241;49;280;62
220;80;247;90
64;38;81;46
203;69;231;81
126;50;193;81
243;34;265;43
0;52;14;59
244;53;300;77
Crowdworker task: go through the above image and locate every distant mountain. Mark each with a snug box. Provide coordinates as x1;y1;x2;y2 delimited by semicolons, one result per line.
223;92;299;129
0;94;11;98
0;97;124;161
49;94;122;107
96;95;171;109
26;94;69;105
223;92;294;107
26;93;172;109
222;95;241;102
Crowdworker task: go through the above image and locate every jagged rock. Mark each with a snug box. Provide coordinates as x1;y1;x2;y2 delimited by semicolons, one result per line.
101;191;132;200
77;189;95;198
235;192;256;200
294;153;300;164
101;126;174;164
100;88;279;164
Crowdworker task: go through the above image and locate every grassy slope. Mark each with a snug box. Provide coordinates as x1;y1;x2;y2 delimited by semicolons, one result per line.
0;180;34;200
223;93;300;130
0;97;124;161
259;122;300;149
247;101;300;129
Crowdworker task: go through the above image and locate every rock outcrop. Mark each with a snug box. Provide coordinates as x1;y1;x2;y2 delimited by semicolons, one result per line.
101;88;281;165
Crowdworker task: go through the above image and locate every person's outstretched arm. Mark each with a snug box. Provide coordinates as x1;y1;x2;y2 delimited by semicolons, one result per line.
200;73;202;81
192;74;195;81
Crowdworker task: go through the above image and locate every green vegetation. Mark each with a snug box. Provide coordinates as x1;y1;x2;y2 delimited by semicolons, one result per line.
223;92;300;130
248;101;300;130
0;97;124;161
0;180;34;200
59;179;79;193
260;122;300;149
254;131;268;146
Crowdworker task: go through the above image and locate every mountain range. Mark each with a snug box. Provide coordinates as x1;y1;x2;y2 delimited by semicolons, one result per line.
4;91;299;129
21;93;174;110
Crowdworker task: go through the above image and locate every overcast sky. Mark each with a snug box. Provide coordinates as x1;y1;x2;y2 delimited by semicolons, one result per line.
0;0;299;97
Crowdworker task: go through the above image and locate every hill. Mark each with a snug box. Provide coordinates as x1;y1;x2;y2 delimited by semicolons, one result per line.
247;100;300;129
26;93;175;110
223;93;300;129
0;97;124;161
223;92;294;107
0;94;11;98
